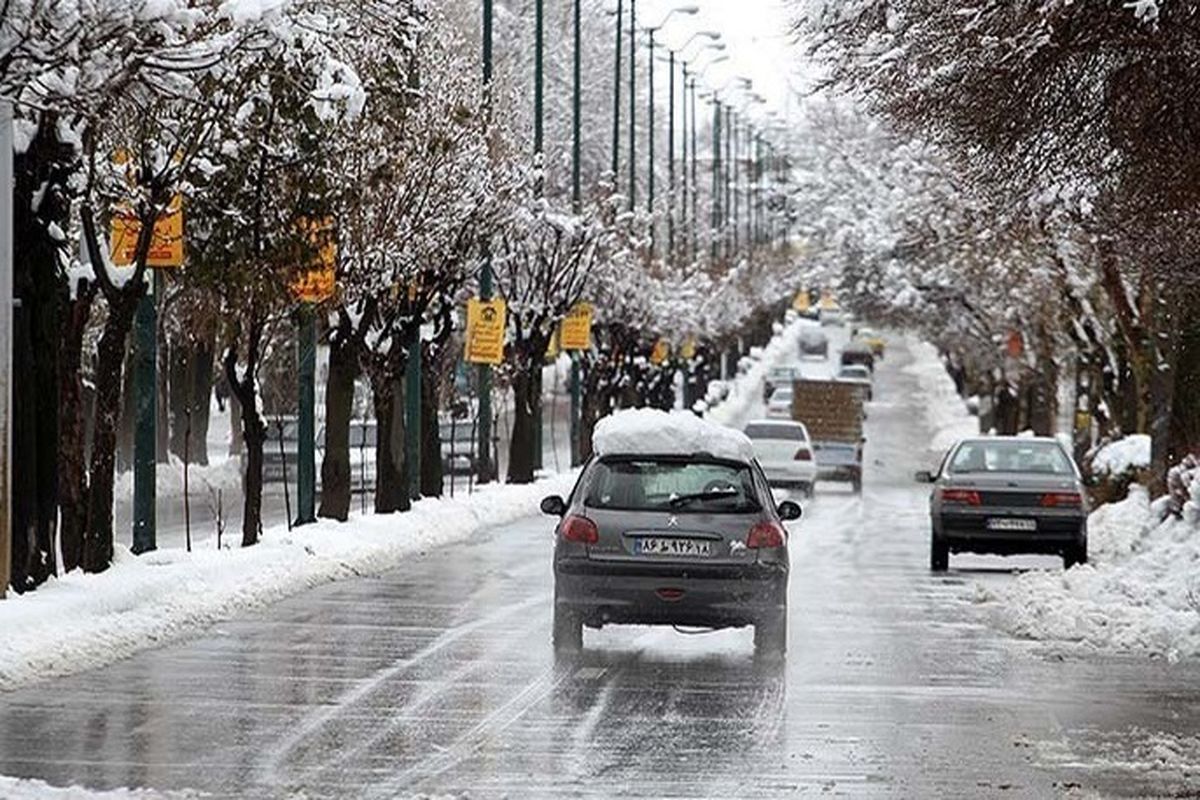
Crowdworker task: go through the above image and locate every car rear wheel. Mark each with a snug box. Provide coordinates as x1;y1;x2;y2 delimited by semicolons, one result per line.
552;605;583;652
930;539;949;572
1063;543;1088;570
754;611;787;659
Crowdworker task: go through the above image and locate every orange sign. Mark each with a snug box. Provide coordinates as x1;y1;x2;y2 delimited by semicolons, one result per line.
110;196;184;267
650;339;671;365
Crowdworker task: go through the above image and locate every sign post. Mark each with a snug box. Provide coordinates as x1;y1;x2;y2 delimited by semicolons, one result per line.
0;100;13;597
560;304;593;466
113;194;186;555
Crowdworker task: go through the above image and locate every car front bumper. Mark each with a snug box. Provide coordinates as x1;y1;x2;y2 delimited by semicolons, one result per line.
554;558;787;629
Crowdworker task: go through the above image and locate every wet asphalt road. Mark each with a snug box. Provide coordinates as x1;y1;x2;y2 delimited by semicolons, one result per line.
5;337;1200;798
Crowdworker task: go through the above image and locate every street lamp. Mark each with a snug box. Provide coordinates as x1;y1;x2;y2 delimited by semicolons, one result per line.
664;33;720;263
641;5;700;222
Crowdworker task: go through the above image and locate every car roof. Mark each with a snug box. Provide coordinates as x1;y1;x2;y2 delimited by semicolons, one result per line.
747;419;805;428
954;436;1063;446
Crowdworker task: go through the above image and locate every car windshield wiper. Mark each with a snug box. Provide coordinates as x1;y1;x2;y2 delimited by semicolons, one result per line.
667;488;740;508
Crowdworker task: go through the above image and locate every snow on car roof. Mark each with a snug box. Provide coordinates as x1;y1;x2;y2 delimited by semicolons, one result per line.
592;408;756;463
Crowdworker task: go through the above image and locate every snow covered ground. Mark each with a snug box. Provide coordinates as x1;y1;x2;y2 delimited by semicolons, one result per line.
978;482;1200;660
0;776;189;799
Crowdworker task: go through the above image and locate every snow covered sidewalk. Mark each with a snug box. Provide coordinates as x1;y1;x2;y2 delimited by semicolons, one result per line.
0;474;575;692
977;483;1200;660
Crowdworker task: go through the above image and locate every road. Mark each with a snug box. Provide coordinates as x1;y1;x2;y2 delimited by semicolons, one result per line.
6;335;1200;798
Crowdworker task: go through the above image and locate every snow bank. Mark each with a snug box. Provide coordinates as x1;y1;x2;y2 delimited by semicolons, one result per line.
593;408;755;462
903;337;978;453
0;474;576;692
0;776;186;799
705;319;808;427
1091;434;1151;475
978;487;1200;659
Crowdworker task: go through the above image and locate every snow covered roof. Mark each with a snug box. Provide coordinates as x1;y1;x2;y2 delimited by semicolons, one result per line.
592;408;756;463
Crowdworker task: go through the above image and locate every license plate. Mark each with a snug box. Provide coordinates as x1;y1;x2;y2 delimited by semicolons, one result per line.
634;538;713;557
986;518;1037;532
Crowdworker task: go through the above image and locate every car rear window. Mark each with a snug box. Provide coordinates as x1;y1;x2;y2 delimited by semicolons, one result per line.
584;459;762;513
949;440;1074;475
744;423;807;442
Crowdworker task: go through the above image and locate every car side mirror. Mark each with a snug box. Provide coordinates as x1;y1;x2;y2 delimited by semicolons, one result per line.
540;495;567;516
914;471;934;484
777;500;803;522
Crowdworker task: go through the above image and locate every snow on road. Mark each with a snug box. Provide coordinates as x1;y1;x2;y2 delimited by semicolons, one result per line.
0;776;189;799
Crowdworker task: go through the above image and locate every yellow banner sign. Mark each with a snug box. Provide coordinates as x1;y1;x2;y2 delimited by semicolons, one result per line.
792;290;811;312
465;298;507;365
110;196;184;268
650;338;671;366
560;303;594;351
681;336;697;360
291;217;337;304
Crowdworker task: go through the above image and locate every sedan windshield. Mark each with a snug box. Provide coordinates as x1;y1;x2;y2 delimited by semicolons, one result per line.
585;459;762;513
948;440;1074;475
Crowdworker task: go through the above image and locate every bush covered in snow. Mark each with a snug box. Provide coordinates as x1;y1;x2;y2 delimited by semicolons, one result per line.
1083;434;1153;505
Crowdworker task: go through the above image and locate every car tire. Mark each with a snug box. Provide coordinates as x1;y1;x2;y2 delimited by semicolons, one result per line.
1063;543;1088;570
754;610;787;659
930;539;949;572
802;482;815;499
851;475;863;494
552;604;583;652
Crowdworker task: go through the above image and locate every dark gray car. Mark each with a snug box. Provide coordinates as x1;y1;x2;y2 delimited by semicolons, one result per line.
918;436;1089;571
542;453;801;658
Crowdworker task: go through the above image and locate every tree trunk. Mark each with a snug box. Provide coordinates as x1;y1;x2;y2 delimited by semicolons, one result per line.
420;342;444;498
58;284;96;573
224;319;267;548
190;334;215;466
228;392;245;456
508;363;540;485
319;332;357;521
84;295;141;573
372;375;410;514
1169;299;1200;462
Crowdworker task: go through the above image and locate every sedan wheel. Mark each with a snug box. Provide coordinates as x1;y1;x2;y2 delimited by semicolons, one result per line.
552;604;583;652
930;539;949;572
754;611;787;660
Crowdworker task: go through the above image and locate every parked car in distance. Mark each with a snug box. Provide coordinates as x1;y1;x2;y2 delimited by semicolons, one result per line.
840;342;876;373
439;419;478;475
316;418;377;493
798;327;829;358
918;436;1089;571
819;307;845;327
765;385;794;419
837;364;874;401
543;412;800;658
763;365;804;403
744;420;816;496
258;415;300;483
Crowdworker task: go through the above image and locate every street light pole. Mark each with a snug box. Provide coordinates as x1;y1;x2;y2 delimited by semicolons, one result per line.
533;0;545;472
710;96;721;262
689;76;699;263
612;0;622;188
628;0;636;213
571;0;583;467
477;0;495;484
667;49;676;263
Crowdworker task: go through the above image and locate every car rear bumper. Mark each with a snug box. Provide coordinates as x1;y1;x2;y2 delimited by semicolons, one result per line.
554;558;787;628
816;464;860;482
936;514;1086;555
761;461;817;486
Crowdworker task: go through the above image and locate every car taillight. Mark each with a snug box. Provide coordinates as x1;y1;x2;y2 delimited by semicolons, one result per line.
747;521;786;549
1040;492;1083;508
940;488;981;506
560;515;599;545
794;448;812;461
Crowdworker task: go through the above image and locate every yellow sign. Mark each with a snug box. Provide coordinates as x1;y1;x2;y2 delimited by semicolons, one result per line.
465;298;507;365
681;337;697;360
291;217;337;304
650;339;671;366
560;303;594;351
110;196;185;268
792;290;811;312
819;291;838;310
545;328;561;362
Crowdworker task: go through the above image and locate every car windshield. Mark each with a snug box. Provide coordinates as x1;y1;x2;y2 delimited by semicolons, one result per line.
584;459;761;513
948;440;1074;475
745;423;808;442
841;366;869;378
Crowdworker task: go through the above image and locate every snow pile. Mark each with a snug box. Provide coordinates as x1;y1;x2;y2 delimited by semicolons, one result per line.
903;337;978;453
0;473;576;692
705;319;808;427
593;408;755;463
1168;455;1200;525
1091;434;1151;476
978;487;1200;659
0;776;189;799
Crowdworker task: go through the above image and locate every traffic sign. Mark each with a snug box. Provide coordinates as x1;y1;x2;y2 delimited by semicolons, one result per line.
110;196;184;268
291;217;337;304
465;298;507;365
650;339;671;365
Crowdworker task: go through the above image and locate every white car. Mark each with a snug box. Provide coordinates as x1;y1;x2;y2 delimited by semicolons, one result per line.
765;385;794;419
745;420;817;495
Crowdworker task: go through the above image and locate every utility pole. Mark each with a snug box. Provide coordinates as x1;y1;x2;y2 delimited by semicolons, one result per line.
647;27;656;237
477;0;495;484
690;77;698;263
532;0;545;472
710;97;721;262
132;270;158;554
405;329;421;499
571;0;583;467
667;51;676;263
612;0;623;188
0;99;12;598
296;306;317;521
